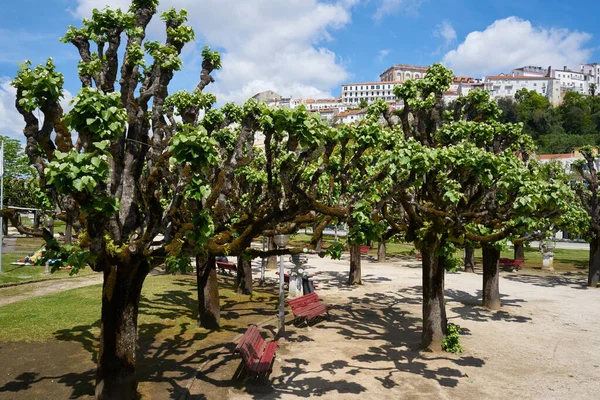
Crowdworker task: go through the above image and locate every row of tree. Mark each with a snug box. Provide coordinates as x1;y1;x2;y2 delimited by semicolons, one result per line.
8;1;599;399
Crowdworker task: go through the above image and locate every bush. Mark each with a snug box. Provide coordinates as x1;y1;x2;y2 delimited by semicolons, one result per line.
442;323;463;353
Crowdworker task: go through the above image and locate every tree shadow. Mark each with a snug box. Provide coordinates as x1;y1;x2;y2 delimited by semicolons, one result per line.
502;272;589;290
445;289;532;324
0;276;281;399
188;289;486;398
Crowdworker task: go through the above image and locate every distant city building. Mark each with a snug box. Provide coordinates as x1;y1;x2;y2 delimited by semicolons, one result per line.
379;64;429;82
252;90;282;103
341;81;400;105
335;109;368;124
485;74;562;106
305;98;346;112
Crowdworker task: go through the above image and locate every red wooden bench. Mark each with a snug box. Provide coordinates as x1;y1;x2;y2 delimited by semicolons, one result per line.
275;271;290;284
233;324;278;378
499;258;524;271
359;245;371;254
285;292;332;326
216;261;236;275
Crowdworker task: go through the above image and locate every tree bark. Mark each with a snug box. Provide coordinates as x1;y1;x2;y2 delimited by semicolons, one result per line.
482;245;501;310
236;257;253;295
588;234;600;287
315;233;323;252
377;240;386;263
348;244;362;285
96;262;147;400
420;235;447;351
65;219;73;245
266;236;278;269
464;246;475;273
514;242;525;261
196;255;220;329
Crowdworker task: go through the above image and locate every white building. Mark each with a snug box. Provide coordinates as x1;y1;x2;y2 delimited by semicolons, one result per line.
341;81;400;105
305;98;347;112
581;63;600;88
485;74;562;106
535;149;600;173
551;66;589;95
335;109;368;124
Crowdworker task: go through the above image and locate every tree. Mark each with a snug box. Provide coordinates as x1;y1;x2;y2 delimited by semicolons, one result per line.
365;66;545;350
572;146;600;286
11;2;225;397
359;99;369;109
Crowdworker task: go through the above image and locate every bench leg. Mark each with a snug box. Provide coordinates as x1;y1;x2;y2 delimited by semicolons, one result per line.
233;362;247;381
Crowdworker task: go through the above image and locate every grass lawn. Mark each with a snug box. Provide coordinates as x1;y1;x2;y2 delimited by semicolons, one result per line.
0;274;279;343
0;253;95;286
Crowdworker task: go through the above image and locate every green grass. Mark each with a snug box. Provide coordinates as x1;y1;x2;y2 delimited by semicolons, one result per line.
0;253;94;286
0;274;278;342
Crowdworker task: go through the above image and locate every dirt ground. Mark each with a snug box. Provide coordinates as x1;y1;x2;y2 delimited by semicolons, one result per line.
188;255;600;400
1;255;600;399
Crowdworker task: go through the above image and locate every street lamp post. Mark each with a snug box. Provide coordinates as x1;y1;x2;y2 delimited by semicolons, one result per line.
273;234;290;337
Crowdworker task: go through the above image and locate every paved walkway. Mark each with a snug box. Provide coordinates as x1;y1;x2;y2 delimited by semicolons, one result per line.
0;273;103;307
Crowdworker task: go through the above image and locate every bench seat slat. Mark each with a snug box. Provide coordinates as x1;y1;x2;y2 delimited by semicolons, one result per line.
254;341;279;373
234;325;278;377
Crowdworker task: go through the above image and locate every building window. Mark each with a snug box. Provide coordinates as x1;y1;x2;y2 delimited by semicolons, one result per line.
405;72;411;80
414;73;420;79
376;85;380;89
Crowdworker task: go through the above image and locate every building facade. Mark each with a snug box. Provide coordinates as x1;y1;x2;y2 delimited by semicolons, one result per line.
485;74;562;106
379;64;429;82
341;81;400;105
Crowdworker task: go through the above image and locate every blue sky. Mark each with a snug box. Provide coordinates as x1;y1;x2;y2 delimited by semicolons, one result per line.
1;0;600;139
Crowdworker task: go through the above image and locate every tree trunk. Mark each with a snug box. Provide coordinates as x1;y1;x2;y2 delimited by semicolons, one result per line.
348;244;362;285
420;235;447;351
65;219;73;245
96;262;147;400
464;246;475;273
514;242;525;261
236;257;253;295
377;240;386;263
482;245;501;310
266;236;278;269
196;255;220;329
315;233;323;252
588;234;600;287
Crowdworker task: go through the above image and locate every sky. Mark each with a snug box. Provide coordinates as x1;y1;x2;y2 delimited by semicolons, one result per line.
1;0;600;140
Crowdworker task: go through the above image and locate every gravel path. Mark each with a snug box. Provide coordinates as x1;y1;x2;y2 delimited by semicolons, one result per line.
0;273;103;307
189;254;600;400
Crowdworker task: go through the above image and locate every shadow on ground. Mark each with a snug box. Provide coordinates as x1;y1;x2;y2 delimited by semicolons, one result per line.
502;272;588;290
189;289;487;399
0;276;279;400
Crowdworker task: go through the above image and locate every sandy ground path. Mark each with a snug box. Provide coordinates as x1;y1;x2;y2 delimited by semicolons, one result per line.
188;255;600;400
0;274;103;307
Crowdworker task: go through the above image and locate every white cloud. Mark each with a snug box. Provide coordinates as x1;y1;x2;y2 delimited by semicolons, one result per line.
378;49;391;62
72;0;357;102
373;0;423;21
433;20;456;48
443;17;593;77
0;78;23;140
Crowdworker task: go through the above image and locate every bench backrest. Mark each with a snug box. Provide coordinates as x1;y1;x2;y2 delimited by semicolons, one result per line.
216;261;236;268
236;325;265;367
286;292;320;310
